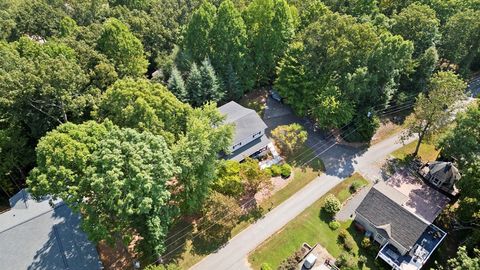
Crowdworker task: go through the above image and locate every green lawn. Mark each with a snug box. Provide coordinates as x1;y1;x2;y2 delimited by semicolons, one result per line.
248;173;373;270
391;139;440;162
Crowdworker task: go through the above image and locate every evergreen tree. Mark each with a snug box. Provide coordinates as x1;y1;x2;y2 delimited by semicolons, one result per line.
167;66;188;102
186;63;203;105
224;64;242;100
199;58;224;104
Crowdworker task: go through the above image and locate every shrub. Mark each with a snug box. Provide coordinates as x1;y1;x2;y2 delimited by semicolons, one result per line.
338;229;356;251
280;163;292;178
278;255;297;270
349;181;363;193
270;164;282;176
329;220;340;230
336;252;356;268
293;250;304;263
323;194;341;216
361;237;371;249
260;263;272;270
358;255;367;265
343;235;356;251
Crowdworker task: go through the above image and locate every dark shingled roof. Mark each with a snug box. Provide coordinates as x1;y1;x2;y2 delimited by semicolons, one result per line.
219;101;268;145
356;187;429;250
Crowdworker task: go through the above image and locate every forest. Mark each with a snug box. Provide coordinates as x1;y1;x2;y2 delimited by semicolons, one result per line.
0;0;479;269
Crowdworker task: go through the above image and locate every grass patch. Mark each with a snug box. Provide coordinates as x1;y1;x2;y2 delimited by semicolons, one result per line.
248;173;372;270
391;140;440;162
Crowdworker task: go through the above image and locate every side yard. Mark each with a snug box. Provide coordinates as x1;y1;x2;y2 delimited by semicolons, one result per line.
166;145;325;269
248;173;385;270
391;139;440;162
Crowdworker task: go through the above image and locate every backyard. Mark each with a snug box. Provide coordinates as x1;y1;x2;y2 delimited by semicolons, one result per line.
248;173;387;270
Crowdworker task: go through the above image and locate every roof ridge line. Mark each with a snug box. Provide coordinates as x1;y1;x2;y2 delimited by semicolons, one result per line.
0;201;65;235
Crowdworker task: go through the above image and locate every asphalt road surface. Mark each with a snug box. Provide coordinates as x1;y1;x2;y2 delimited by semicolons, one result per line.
191;132;415;270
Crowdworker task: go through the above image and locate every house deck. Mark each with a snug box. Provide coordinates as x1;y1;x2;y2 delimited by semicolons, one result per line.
377;225;446;270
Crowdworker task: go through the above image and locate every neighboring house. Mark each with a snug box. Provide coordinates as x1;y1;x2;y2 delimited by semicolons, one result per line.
219;101;270;161
419;161;461;195
0;189;103;270
354;172;449;270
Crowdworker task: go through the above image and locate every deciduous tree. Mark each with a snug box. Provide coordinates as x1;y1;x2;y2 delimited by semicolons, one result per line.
403;71;466;157
28;121;178;255
97;18;148;77
271;123;308;154
95;78;190;145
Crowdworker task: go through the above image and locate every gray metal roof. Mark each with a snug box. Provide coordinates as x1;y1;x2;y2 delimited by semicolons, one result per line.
356;187;430;250
219;101;268;144
0;190;103;270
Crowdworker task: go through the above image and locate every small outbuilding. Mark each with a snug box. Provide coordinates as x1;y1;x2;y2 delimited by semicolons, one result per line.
420;161;461;195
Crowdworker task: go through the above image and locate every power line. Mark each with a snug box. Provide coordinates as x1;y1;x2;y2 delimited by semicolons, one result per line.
142;96;419;268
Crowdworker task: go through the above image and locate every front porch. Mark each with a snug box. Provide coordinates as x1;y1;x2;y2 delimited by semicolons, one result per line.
377;225;446;270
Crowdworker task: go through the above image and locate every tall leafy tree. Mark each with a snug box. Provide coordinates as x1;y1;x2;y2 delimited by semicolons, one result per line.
171;103;234;213
182;1;216;64
28;121;178;255
210;0;250;99
391;3;440;57
95;78;190;145
196;191;242;248
438;104;480;223
244;0;296;85
276;11;412;139
0;38;92;140
403;71;466;156
97;18;148;78
441;9;480;72
437;246;480;270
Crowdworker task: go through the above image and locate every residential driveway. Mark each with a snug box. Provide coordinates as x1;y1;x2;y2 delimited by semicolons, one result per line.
191;122;415;270
335;184;372;222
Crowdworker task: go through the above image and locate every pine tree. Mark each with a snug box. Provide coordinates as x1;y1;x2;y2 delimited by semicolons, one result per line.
186;63;203;106
224;64;242;100
167;66;188;102
199;58;224;104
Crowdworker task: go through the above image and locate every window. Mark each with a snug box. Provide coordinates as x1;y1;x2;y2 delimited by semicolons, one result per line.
376;233;386;244
431;177;441;186
232;142;242;150
252;131;262;138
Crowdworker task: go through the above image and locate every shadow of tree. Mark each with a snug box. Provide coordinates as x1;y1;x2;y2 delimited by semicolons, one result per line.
27;204;102;270
162;219;194;262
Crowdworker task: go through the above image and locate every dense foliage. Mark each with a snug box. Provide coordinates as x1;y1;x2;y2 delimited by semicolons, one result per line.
0;0;478;264
438;104;480;224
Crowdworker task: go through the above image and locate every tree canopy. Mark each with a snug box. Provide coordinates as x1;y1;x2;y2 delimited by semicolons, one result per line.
403;71;466;156
28;121;177;254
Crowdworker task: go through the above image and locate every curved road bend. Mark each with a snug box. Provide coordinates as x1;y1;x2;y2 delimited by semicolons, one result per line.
191;132;415;270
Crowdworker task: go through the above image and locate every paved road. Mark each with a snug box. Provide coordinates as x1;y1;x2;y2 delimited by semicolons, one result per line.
191;132;415;270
